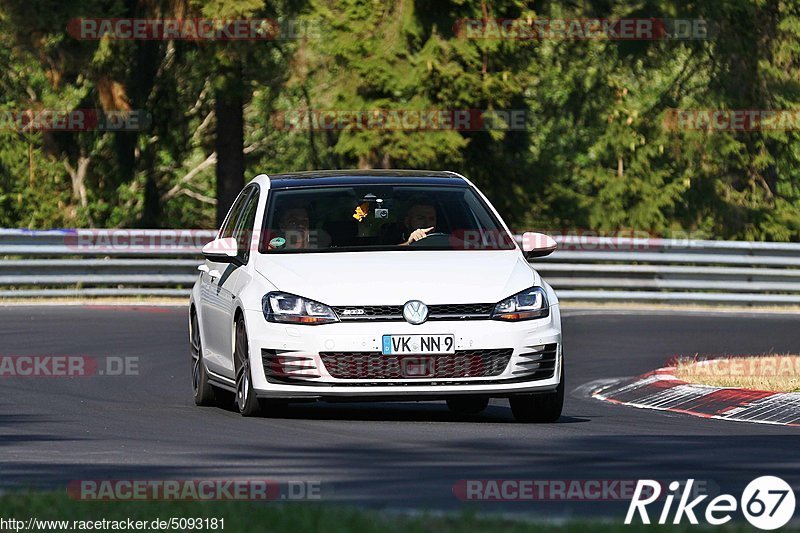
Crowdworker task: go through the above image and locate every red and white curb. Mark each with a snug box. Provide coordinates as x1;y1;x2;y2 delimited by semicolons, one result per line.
591;367;800;427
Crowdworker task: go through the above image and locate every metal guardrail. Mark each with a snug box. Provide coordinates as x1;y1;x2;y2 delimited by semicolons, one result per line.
1;229;800;305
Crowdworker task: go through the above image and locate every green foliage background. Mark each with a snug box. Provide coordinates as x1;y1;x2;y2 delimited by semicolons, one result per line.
1;0;799;240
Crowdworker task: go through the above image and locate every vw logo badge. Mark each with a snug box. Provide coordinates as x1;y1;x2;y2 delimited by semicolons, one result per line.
403;300;428;325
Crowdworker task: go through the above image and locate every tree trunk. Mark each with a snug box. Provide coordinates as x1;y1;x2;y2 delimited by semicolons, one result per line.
215;71;245;227
64;155;93;226
140;144;163;228
129;37;162;227
64;156;90;208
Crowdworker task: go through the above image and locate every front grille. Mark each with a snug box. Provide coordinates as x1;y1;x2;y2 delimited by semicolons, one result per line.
429;303;494;317
333;305;403;320
319;349;512;379
332;303;494;321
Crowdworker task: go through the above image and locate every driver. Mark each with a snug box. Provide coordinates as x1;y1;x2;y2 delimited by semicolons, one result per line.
400;201;437;245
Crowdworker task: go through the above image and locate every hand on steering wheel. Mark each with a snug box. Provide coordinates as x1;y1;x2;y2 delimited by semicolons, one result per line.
406;227;435;244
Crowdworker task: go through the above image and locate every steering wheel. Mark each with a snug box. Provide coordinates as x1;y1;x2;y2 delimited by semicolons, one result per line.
408;232;450;246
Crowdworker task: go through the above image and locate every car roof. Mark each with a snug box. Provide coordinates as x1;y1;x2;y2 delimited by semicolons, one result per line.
256;169;469;189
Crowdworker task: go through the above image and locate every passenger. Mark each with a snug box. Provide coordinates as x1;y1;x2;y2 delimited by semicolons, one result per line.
276;204;311;249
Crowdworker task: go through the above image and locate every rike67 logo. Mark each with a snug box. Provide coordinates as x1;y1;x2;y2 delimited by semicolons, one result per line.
626;476;795;530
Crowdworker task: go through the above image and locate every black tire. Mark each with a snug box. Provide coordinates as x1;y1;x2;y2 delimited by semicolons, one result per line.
234;317;262;417
509;363;564;423
191;311;216;406
446;396;489;415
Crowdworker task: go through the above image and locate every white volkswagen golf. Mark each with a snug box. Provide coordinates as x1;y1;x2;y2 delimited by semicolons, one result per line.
190;170;563;422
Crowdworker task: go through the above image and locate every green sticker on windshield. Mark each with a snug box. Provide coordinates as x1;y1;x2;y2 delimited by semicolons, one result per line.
269;237;286;249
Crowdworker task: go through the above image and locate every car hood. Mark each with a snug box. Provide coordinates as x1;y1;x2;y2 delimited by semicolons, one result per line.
254;250;538;305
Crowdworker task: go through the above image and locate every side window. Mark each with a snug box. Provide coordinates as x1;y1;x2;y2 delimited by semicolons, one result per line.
233;187;259;264
218;188;252;239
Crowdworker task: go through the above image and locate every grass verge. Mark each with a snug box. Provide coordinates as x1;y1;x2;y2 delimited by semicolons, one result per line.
673;355;800;392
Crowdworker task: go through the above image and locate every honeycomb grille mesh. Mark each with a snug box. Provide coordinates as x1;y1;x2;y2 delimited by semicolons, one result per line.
319;349;513;379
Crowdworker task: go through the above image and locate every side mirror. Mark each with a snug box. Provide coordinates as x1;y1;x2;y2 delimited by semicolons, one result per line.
521;232;557;259
202;237;242;264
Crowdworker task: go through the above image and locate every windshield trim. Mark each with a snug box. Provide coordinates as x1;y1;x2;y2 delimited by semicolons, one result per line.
258;245;517;254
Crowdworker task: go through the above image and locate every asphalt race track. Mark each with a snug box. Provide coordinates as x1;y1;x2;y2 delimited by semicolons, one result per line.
1;305;798;519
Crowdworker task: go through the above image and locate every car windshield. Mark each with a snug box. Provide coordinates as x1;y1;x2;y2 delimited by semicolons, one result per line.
258;184;516;253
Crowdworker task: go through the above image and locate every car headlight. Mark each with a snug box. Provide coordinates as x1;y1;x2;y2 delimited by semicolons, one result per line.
492;286;549;321
262;292;339;325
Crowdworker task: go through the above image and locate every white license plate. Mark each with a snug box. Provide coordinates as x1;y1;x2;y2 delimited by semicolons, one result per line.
382;334;455;355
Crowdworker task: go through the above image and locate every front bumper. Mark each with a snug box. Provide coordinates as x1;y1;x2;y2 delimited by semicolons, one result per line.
243;305;562;399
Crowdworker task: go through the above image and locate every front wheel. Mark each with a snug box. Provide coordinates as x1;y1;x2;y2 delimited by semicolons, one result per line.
509;363;564;423
234;317;262;417
191;311;216;406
